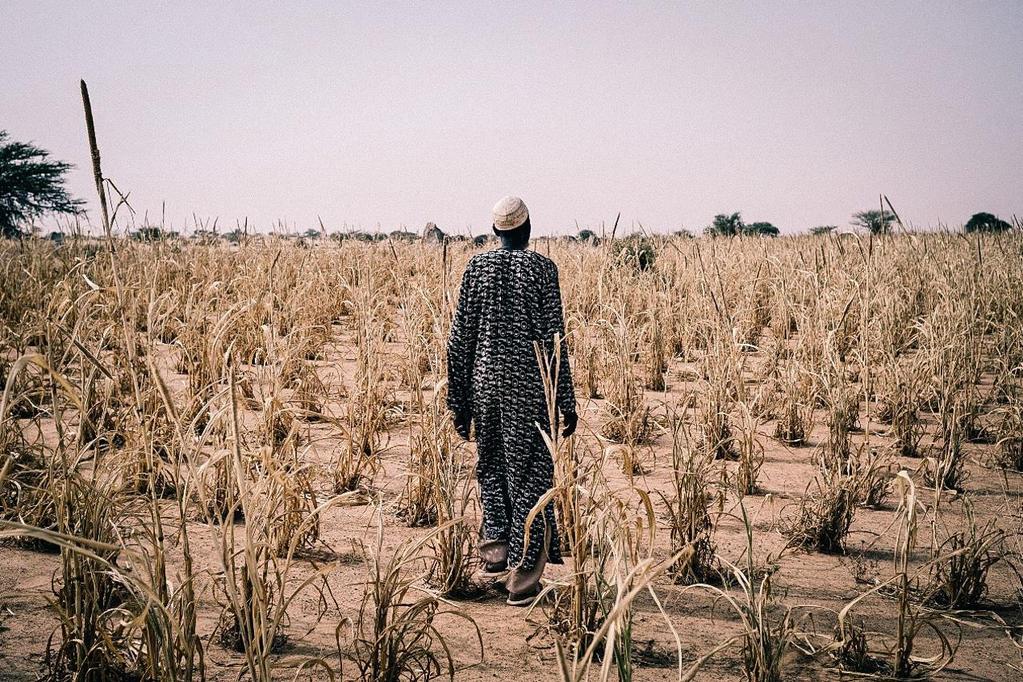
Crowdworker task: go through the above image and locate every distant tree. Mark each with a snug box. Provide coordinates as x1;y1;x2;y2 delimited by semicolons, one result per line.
0;130;83;238
964;212;1012;233
223;229;244;244
472;234;495;248
577;228;599;244
389;230;418;241
131;226;179;242
704;212;744;237
673;228;695;239
810;225;837;236
743;221;779;237
851;209;895;235
303;228;322;240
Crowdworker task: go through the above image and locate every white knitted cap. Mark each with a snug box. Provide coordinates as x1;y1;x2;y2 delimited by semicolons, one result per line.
492;195;529;231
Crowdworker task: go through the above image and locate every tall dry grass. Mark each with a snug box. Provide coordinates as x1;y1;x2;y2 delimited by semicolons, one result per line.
1;228;1022;680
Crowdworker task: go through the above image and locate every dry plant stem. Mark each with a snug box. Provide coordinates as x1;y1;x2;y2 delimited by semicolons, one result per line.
681;504;793;682
662;411;719;584
892;471;957;677
345;513;482;681
217;367;339;680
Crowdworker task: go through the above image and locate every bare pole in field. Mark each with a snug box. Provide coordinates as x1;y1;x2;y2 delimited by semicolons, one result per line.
80;79;144;404
80;80;112;240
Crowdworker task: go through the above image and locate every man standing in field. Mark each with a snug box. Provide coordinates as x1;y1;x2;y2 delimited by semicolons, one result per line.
446;196;578;606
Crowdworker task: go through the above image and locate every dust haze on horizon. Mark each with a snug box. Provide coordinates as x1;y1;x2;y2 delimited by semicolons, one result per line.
2;1;1021;237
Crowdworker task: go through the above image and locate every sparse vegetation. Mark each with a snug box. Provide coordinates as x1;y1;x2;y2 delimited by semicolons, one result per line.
2;228;1022;680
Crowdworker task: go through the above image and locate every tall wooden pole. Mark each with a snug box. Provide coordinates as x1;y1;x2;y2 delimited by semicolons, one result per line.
80;80;112;239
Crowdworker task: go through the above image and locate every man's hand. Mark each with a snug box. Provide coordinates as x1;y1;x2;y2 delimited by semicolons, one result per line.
561;411;578;438
453;410;472;440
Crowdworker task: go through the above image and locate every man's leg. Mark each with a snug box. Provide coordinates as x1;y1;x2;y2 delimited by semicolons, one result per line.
504;442;562;604
474;405;511;566
503;421;559;571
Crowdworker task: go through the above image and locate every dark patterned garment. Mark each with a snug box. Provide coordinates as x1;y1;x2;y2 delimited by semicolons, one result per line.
447;248;576;570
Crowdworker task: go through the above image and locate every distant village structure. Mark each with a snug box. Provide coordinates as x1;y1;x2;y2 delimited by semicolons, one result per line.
421;222;445;243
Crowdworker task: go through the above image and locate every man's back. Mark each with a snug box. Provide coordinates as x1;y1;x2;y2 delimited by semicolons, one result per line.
450;249;553;415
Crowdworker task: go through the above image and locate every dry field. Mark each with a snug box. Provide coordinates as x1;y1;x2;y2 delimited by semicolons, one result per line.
1;232;1022;681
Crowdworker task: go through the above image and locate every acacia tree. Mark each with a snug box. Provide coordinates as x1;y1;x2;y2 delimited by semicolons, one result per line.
964;212;1012;233
851;209;895;235
704;214;779;237
704;212;744;236
0;130;83;238
743;221;780;237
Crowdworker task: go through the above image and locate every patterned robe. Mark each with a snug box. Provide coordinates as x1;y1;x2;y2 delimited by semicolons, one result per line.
447;248;576;570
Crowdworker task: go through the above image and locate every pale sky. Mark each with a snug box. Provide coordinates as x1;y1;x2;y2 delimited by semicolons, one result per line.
3;1;1021;236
